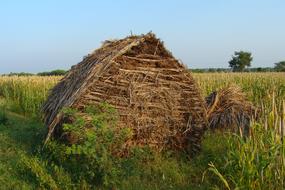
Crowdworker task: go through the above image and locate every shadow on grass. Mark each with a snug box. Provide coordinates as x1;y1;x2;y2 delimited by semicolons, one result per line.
0;113;46;153
0;112;46;189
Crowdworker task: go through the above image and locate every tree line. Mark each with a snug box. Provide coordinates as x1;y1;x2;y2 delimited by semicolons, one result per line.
192;51;284;73
228;51;284;72
3;70;67;76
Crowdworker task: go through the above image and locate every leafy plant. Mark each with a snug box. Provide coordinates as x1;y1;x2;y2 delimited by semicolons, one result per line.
42;103;133;188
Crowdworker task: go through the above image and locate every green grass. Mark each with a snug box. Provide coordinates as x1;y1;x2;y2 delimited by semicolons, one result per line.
0;114;44;189
0;108;231;190
2;110;283;189
0;73;284;189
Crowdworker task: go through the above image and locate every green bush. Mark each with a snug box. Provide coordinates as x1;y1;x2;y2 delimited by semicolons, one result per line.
39;103;132;188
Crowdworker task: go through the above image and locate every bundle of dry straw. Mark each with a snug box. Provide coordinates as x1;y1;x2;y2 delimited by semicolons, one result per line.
206;85;259;136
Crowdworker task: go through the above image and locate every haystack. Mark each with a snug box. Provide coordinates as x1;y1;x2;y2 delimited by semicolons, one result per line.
43;33;207;154
206;85;258;136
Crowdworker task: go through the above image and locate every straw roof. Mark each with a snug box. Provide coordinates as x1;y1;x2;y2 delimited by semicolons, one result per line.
43;33;207;154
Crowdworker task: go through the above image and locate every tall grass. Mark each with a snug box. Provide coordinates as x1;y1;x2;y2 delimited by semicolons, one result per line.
0;76;60;115
0;73;284;115
205;110;285;189
193;72;285;106
192;72;285;189
0;73;284;189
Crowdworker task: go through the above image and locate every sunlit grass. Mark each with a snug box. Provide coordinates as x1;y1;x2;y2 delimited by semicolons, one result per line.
0;76;60;115
0;73;284;189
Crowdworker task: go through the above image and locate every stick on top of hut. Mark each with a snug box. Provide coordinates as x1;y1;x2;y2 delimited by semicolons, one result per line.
42;32;207;155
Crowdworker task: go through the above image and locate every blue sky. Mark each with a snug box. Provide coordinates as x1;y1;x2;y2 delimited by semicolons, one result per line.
0;0;284;73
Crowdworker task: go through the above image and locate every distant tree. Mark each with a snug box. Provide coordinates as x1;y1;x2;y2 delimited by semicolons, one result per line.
6;72;34;76
256;67;263;72
229;51;253;72
274;61;285;72
250;67;274;72
37;69;67;76
190;69;205;73
208;68;216;72
190;68;231;73
216;68;224;72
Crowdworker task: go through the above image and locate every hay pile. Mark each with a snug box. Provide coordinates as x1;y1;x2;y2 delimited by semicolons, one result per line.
206;85;258;135
43;33;207;155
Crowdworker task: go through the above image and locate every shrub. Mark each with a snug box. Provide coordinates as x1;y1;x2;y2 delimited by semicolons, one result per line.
42;103;133;188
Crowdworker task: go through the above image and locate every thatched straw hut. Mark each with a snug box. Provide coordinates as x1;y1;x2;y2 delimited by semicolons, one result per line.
43;33;207;154
206;85;258;136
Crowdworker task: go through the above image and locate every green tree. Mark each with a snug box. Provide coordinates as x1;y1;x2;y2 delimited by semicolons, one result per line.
37;69;67;76
274;61;285;72
229;51;253;72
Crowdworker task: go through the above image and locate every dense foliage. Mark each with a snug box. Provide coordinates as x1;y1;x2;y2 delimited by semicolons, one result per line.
228;51;253;72
37;69;67;76
274;61;285;72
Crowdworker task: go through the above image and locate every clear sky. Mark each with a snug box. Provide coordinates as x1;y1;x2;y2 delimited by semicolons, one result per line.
0;0;284;74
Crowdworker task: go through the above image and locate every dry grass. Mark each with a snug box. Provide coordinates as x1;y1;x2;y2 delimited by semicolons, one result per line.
0;76;60;114
205;85;259;136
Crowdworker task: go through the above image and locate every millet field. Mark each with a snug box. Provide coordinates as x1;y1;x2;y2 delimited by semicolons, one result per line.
0;72;284;190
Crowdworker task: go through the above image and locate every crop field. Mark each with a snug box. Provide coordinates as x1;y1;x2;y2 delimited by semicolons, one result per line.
0;72;284;189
